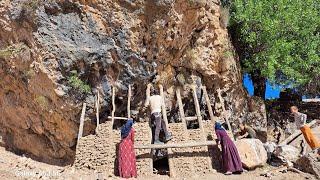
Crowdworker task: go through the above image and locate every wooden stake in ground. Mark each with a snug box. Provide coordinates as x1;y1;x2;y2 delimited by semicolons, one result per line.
217;88;234;139
127;85;131;119
111;86;116;129
191;84;204;131
201;86;215;122
176;88;187;131
77;103;87;142
159;85;169;126
95;91;100;133
159;84;175;177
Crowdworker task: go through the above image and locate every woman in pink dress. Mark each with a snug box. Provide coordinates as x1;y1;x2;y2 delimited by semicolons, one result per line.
118;119;137;178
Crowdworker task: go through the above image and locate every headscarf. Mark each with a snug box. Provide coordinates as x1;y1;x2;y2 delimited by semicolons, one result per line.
121;118;134;139
214;121;225;131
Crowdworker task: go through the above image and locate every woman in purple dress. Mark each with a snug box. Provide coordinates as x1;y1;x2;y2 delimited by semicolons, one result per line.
215;122;243;175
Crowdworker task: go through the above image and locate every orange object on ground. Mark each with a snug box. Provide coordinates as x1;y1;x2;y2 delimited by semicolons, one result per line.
300;125;320;150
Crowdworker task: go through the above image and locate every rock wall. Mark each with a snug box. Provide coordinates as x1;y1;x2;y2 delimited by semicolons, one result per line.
0;0;266;164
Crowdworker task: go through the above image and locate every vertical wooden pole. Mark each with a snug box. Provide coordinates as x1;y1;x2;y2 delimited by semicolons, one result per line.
111;86;116;129
201;86;215;123
176;88;187;131
127;85;132;119
95;91;100;133
217;88;234;139
159;84;175;177
77;103;87;142
159;85;169;126
191;84;204;131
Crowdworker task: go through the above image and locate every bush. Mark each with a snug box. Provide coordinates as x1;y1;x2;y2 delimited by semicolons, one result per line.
68;70;91;94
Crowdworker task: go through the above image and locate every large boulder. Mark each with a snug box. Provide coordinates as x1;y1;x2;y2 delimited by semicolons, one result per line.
274;145;300;162
235;139;267;169
295;152;320;179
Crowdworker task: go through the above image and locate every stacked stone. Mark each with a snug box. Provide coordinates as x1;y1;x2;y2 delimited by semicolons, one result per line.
134;122;153;176
74;122;120;176
188;128;212;174
74;134;97;170
95;122;120;175
168;123;195;177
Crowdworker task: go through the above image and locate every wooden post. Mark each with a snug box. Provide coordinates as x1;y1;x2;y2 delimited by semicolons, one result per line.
127;85;131;119
159;84;175;177
95;91;100;133
176;88;187;130
191;85;204;131
111;86;116;129
135;141;216;149
77;103;86;142
217;88;233;138
201;86;215;123
159;85;169;126
107;116;128;120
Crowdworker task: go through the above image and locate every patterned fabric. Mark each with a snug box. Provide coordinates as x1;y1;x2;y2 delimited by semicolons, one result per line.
300;125;320;150
215;129;243;173
119;129;137;178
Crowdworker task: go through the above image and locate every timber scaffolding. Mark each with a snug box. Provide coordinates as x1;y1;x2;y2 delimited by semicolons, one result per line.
74;84;234;177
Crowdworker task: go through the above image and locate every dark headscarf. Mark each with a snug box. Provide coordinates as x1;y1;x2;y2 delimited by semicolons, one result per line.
121;118;134;139
215;122;224;130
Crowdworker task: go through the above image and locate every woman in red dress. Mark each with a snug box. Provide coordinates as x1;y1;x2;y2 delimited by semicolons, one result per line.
118;119;137;178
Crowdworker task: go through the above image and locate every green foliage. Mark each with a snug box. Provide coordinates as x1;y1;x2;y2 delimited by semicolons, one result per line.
0;43;28;59
229;0;320;87
68;70;91;94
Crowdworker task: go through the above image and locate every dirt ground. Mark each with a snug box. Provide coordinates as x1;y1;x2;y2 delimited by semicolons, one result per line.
0;146;316;180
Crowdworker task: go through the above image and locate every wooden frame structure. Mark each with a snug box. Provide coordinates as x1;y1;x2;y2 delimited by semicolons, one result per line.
108;85;132;129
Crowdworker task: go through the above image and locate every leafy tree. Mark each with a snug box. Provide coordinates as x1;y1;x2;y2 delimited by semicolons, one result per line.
228;0;320;99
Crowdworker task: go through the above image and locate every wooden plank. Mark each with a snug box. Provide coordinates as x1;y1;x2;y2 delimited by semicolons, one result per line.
159;84;175;177
111;86;116;129
217;88;234;139
107;116;128;120
135;141;216;149
95;91;100;133
185;116;198;121
279;120;317;146
201;86;215;122
191;85;204;130
127;85;132;119
159;85;169;126
77;103;87;142
176;88;187;130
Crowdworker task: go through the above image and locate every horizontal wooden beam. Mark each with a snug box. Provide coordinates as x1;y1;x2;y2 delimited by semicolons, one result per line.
107;116;127;120
185;116;198;121
279;120;317;146
134;141;216;149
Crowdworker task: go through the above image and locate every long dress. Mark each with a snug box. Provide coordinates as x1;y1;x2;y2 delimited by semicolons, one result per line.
119;128;137;178
215;129;243;173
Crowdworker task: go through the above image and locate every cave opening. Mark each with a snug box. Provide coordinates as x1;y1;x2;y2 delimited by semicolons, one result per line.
153;155;170;176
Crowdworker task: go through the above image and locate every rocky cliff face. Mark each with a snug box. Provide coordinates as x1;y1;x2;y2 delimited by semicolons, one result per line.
0;0;265;165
